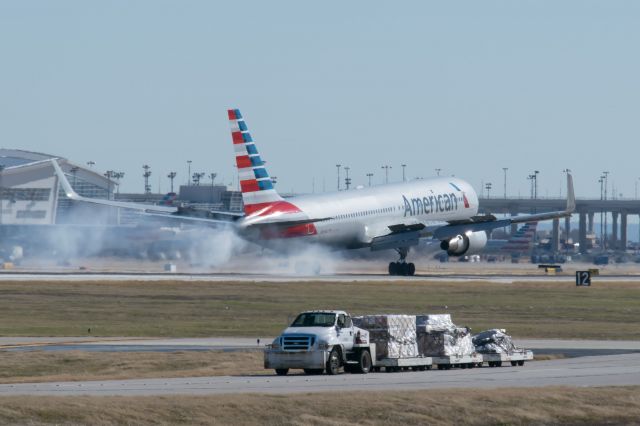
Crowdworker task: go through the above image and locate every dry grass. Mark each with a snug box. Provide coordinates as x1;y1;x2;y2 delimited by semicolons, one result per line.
0;386;639;425
0;279;639;339
0;350;265;384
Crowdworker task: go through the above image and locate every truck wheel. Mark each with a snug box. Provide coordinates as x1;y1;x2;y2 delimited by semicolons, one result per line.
303;369;324;375
518;360;525;366
275;368;289;376
511;361;517;366
354;350;372;374
326;348;341;375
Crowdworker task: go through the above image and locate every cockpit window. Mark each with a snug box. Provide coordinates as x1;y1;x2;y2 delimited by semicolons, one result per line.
291;313;337;327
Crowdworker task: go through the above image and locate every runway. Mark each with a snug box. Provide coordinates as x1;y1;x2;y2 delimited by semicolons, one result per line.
1;353;639;396
3;337;640;356
1;272;640;283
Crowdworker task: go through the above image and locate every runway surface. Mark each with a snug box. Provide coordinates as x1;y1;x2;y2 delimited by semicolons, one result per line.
1;353;639;396
3;337;640;355
1;272;640;283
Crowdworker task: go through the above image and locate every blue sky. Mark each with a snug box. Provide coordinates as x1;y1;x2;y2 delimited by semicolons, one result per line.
1;1;639;197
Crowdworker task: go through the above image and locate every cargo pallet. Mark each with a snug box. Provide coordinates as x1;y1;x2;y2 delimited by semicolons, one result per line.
371;356;433;372
432;353;484;369
480;350;533;367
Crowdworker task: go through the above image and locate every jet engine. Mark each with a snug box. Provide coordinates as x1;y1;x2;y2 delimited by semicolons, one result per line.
439;231;488;257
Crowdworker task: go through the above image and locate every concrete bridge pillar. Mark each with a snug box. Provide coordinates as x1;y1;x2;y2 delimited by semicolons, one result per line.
588;212;594;233
620;212;628;251
579;212;587;253
564;216;571;243
551;218;560;252
612;211;619;248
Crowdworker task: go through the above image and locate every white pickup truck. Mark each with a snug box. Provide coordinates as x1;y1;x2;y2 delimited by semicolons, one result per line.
264;310;375;376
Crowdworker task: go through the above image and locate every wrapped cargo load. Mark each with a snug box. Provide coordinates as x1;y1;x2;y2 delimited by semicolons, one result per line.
353;315;418;359
416;314;475;357
472;329;517;354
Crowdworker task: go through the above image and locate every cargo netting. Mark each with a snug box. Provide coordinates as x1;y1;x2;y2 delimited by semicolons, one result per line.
472;329;518;354
416;314;475;357
353;315;418;359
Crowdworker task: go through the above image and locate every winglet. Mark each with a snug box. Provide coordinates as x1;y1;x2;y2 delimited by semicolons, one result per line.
51;159;81;200
50;159;179;214
566;173;575;213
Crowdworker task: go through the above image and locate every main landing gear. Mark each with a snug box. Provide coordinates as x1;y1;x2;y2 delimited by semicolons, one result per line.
388;248;416;276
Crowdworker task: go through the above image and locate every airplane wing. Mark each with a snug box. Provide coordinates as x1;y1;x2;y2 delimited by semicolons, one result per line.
51;159;243;221
433;173;575;240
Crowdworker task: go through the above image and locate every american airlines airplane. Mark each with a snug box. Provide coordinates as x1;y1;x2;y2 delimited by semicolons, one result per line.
52;108;575;275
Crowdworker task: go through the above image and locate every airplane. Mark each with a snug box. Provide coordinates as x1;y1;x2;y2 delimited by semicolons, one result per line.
52;108;575;276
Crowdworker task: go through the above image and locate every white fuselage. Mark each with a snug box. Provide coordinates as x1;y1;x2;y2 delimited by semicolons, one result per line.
240;177;479;249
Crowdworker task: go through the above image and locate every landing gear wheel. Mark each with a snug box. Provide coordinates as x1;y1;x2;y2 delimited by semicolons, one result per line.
388;262;398;275
275;368;289;376
354;350;372;374
402;263;411;276
326;348;341;375
407;263;416;276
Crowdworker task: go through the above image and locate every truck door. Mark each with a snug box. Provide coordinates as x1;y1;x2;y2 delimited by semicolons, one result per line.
337;314;354;351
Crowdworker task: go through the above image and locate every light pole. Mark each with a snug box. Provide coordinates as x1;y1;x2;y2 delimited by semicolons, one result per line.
209;172;217;185
167;172;177;193
381;165;392;184
193;172;205;186
336;164;341;191
599;175;605;249
435;168;441;176
502;167;508;198
366;173;373;187
527;174;535;199
0;165;4;225
142;165;152;195
603;171;609;249
485;182;492;199
187;160;192;185
344;166;351;190
401;164;406;182
112;171;124;195
534;170;539;199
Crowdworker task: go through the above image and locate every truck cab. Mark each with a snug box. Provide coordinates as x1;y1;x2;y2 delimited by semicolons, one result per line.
264;310;374;376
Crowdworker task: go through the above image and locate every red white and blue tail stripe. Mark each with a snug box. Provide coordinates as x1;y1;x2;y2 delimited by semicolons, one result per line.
228;109;285;215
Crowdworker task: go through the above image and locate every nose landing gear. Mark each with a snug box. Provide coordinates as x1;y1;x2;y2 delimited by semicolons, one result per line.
388;247;416;276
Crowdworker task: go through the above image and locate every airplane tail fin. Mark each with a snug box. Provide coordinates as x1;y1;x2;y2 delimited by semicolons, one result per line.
228;109;283;215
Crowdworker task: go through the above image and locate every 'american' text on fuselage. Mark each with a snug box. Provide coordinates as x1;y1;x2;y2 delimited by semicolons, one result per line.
403;192;459;217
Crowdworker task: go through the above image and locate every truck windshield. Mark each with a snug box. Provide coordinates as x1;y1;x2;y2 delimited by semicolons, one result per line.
291;313;336;327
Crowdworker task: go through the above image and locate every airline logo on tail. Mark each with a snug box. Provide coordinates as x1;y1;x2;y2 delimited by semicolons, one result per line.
228;108;285;215
228;108;316;237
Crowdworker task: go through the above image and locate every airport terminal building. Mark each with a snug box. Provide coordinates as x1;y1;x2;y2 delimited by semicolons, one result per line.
0;149;243;261
0;149;114;226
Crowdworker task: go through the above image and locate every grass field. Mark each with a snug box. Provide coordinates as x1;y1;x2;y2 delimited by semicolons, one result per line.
0;350;265;384
0;279;639;339
0;386;639;425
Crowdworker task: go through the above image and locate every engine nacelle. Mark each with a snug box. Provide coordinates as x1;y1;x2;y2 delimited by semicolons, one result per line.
439;231;488;257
